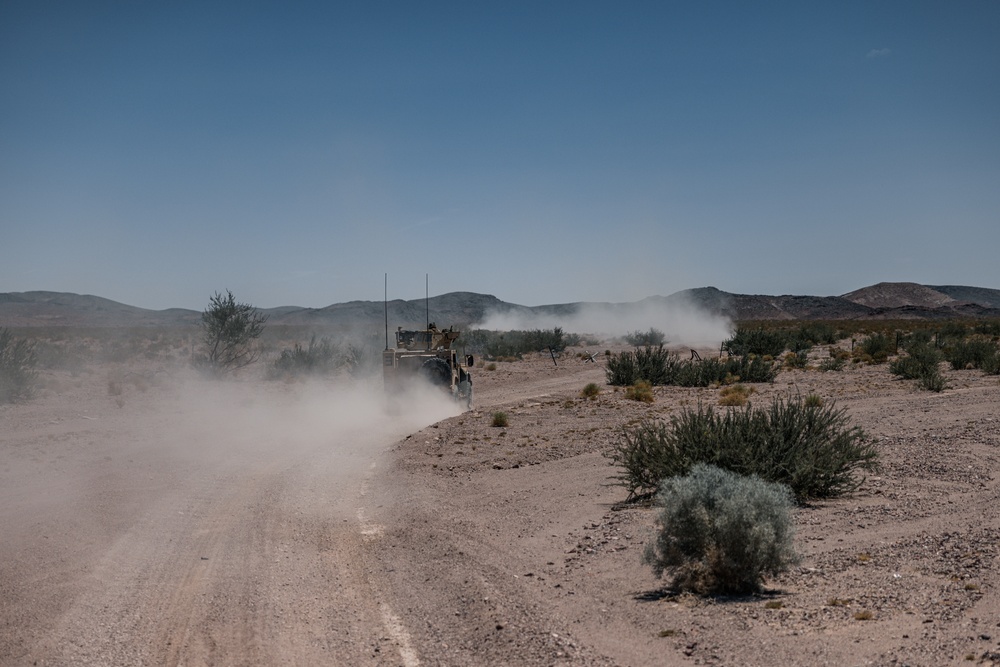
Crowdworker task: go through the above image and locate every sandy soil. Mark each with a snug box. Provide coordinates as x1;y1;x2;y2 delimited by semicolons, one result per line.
2;342;999;666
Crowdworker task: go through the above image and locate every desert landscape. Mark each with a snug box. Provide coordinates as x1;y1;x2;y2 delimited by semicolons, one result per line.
2;285;1000;666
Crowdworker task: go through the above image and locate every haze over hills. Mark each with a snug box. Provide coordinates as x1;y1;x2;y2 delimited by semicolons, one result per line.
2;283;999;332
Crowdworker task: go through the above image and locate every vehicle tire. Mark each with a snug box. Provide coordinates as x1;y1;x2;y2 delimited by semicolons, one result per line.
420;357;452;387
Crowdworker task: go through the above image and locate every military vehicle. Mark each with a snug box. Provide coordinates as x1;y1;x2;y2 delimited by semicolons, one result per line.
382;323;474;409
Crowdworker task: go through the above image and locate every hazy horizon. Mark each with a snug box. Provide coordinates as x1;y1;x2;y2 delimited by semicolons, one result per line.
3;3;998;311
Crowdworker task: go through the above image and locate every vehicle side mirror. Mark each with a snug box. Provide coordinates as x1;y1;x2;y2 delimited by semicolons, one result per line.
466;355;474;367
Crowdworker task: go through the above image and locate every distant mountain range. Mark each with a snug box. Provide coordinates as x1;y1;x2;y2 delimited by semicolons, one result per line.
2;282;999;329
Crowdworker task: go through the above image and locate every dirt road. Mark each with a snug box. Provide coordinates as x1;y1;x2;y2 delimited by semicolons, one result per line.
1;372;459;666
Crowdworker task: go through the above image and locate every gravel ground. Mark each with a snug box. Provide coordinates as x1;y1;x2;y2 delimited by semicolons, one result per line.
370;346;1000;666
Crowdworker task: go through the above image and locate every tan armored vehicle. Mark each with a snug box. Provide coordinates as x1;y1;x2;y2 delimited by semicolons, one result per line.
382;323;473;409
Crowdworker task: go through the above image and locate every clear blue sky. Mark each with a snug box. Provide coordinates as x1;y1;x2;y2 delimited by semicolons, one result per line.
2;1;998;310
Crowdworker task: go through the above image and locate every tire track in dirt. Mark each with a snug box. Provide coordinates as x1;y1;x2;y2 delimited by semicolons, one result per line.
357;462;421;666
7;388;448;667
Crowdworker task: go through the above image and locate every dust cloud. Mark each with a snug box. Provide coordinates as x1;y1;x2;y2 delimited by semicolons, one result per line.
160;373;463;470
474;295;732;347
0;365;463;664
1;369;463;537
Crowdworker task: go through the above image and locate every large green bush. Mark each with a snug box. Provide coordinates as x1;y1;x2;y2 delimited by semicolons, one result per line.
624;327;666;347
460;328;570;359
0;328;38;403
643;464;798;595
722;327;788;357
945;337;999;372
856;331;895;363
889;343;941;380
606;347;777;387
608;395;876;501
722;324;840;358
789;323;839;350
889;343;946;392
605;345;675;385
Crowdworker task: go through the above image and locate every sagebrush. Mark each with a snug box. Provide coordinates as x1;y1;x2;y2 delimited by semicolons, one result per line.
644;464;798;595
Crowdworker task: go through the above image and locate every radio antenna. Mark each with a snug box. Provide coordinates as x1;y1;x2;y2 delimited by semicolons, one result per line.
384;273;389;351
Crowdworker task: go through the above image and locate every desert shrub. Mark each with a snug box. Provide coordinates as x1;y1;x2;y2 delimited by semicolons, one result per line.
818;348;847;372
674;355;778;387
900;329;935;351
343;340;382;378
491;411;509;427
269;335;342;378
723;327;788;358
855;332;895;364
0;328;38;403
936;321;969;345
624;328;666;347
803;393;824;408
604;349;638;385
718;384;753;407
671;356;724;387
918;368;947;392
607;347;777;387
32;339;91;373
200;290;268;373
643;464;798;595
790;323;839;349
973;321;1000;337
580;382;601;399
625;380;654;403
982;353;1000;375
605;345;674;386
485;362;497;371
889;343;947;391
889;344;940;379
461;328;568;359
608;396;875;501
945;338;999;371
783;351;809;369
727;355;780;384
818;358;844;372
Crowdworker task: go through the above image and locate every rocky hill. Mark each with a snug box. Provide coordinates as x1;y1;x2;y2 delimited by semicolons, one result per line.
0;292;201;328
2;282;998;330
